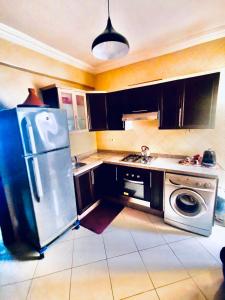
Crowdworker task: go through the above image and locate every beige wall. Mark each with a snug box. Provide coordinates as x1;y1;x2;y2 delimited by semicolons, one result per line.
0;39;97;156
95;38;225;91
95;38;225;174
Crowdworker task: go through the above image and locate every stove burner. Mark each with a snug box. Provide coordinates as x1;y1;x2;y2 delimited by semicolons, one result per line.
121;154;153;164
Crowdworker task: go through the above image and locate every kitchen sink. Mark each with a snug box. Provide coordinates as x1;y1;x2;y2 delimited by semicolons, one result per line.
72;162;86;169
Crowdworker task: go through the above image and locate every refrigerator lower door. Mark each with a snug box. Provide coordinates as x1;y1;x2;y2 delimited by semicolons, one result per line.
25;147;77;248
17;107;69;155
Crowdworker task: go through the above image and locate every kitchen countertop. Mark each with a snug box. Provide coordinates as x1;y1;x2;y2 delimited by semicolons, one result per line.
73;151;223;179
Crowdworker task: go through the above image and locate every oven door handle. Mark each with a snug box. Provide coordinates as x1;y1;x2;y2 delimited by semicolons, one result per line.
124;178;144;185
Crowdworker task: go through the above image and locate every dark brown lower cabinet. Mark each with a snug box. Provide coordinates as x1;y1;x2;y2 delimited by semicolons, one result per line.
74;163;164;214
150;170;164;211
100;163;119;197
74;165;103;215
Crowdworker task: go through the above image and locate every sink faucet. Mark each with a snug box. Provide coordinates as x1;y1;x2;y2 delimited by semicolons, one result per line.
74;155;78;164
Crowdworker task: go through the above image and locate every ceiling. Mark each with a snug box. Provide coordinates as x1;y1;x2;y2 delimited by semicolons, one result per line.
0;0;225;73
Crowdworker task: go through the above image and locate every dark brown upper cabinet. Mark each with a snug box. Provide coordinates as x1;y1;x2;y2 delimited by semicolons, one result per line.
124;84;160;114
159;72;220;129
159;80;184;129
106;91;126;130
182;73;220;129
86;92;108;131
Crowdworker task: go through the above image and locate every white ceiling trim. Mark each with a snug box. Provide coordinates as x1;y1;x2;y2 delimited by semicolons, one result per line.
0;23;95;73
94;24;225;74
0;23;225;75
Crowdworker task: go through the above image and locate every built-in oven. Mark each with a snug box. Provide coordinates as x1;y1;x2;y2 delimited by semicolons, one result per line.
118;166;151;202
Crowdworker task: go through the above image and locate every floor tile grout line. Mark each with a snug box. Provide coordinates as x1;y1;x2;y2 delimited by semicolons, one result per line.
154;288;161;300
193;236;223;264
120;288;158;300
154;277;207;299
102;234;115;300
128;226;156;290
68;238;75;300
167;237;221;277
166;240;194;278
188;277;207;300
25;254;39;299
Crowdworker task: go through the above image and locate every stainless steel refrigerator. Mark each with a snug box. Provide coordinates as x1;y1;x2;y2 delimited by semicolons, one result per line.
0;107;78;255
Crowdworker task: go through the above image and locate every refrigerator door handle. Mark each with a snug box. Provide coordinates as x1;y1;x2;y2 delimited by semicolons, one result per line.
28;157;43;202
32;157;44;202
26;118;37;154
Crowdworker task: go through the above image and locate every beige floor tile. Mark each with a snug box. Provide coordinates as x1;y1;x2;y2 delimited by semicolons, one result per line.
103;212;129;233
140;245;189;288
197;224;225;262
56;228;76;243
124;290;159;300
103;229;137;258
73;235;106;267
156;278;205;300
197;235;223;262
169;238;219;277
108;252;153;300
28;269;70;300
73;225;96;238
0;280;31;300
192;267;225;300
70;260;113;300
123;209;165;250
123;208;151;226
0;252;38;285
149;215;194;243
130;222;165;250
34;240;73;277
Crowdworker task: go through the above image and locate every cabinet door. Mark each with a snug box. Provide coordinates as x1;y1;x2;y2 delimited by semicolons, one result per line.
74;170;94;215
86;93;108;131
73;92;88;131
106;91;126;130
182;73;220;129
101;164;119;197
159;80;184;129
41;87;59;108
124;85;160;114
150;170;164;211
58;89;76;131
92;165;104;200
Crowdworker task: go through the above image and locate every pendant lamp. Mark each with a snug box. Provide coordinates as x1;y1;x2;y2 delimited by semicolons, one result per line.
92;0;129;60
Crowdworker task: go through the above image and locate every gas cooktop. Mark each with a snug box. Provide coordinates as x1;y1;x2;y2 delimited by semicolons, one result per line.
121;154;153;164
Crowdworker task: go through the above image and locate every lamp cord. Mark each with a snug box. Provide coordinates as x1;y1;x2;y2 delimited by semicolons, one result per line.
108;0;110;18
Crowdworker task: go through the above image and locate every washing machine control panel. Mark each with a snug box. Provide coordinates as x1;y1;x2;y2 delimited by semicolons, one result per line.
166;173;216;190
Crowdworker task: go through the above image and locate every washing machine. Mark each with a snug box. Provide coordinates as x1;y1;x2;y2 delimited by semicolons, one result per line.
164;172;218;236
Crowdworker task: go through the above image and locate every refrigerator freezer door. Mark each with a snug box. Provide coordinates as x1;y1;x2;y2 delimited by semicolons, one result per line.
25;147;77;247
17;107;69;155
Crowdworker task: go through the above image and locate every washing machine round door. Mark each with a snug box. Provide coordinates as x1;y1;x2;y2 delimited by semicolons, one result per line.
170;188;207;217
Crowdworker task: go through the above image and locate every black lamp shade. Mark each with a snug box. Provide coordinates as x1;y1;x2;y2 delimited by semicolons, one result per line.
92;17;129;60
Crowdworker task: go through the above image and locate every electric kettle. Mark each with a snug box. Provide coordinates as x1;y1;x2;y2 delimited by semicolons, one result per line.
202;149;216;167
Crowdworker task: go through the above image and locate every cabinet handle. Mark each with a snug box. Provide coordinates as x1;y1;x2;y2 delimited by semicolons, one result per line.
123;121;125;129
115;167;118;181
91;170;94;185
179;108;182;128
149;172;152;188
132;109;148;113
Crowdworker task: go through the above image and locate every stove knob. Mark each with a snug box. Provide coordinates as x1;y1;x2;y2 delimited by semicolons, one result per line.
126;173;129;176
195;182;201;187
131;174;134;177
137;175;140;178
204;183;211;189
